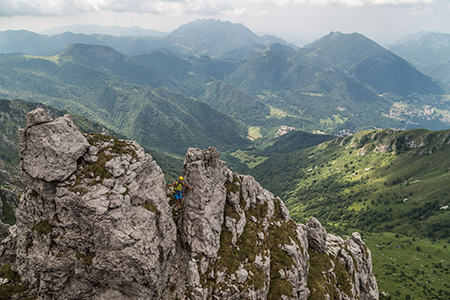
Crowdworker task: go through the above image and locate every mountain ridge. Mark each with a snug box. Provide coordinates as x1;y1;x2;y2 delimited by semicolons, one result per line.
0;19;293;57
0;49;250;156
0;108;379;300
40;24;169;37
305;31;445;96
390;32;450;89
1;26;450;154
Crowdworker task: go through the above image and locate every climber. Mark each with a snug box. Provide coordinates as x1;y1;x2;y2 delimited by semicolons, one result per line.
166;176;193;210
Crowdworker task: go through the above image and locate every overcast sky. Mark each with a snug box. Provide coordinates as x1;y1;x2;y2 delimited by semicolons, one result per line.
1;0;449;46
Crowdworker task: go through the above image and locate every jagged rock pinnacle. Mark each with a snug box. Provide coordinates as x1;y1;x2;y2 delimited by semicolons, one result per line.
1;108;379;300
19;110;90;182
3;109;176;299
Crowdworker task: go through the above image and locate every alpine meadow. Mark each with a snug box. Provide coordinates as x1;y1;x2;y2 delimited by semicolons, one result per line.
1;18;450;300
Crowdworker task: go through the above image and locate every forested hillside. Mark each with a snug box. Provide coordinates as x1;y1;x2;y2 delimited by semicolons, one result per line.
305;32;444;95
390;32;450;89
0;51;249;156
1;21;449;145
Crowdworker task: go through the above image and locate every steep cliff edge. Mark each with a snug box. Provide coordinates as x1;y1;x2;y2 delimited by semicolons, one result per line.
0;108;378;300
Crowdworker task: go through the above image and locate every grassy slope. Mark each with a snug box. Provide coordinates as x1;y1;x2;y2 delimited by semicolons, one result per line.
363;232;450;299
227;127;450;238
249;128;450;298
253;129;450;238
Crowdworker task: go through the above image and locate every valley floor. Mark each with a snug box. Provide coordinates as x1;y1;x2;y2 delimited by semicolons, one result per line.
348;231;450;300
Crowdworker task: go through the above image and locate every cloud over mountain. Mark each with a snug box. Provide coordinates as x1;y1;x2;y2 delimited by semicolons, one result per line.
0;0;438;17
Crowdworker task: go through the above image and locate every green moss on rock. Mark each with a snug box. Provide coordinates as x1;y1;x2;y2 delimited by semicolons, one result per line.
216;225;241;274
225;177;241;194
142;202;160;215
0;263;21;282
244;264;266;291
307;250;332;300
238;216;264;262
70;133;139;192
25;243;33;253
31;220;53;235
307;249;354;300
75;252;94;265
268;278;293;300
267;247;294;300
29;190;39;198
68;185;88;195
224;202;241;221
331;256;353;297
0;263;29;300
246;201;268;220
86;133;137;159
52;214;60;223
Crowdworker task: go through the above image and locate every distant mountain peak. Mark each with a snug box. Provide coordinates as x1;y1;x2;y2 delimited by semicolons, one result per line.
388;31;439;47
59;43;133;64
169;18;256;38
40;24;168;37
167;18;292;56
307;31;384;51
304;31;444;95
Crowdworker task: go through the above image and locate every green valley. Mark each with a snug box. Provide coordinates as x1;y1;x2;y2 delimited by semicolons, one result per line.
253;129;450;239
244;128;450;299
366;232;450;300
0;50;250;156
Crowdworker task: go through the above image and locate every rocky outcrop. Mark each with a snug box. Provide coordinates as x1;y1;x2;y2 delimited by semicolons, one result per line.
2;109;176;299
0;158;19;237
164;147;311;300
1;109;379;300
341;128;443;157
19;109;90;183
306;217;327;253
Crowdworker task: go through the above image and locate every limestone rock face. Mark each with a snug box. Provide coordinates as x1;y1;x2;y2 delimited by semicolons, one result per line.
1;108;379;300
19;111;90;182
4;109;176;299
181;147;228;259
163;147;378;300
326;232;379;300
306;217;327;253
164;147;311;300
24;107;54;127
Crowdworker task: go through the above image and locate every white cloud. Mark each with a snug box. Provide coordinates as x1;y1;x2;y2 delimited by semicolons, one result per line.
250;10;270;16
229;0;437;5
0;0;441;18
0;0;228;17
233;7;247;15
296;0;437;6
